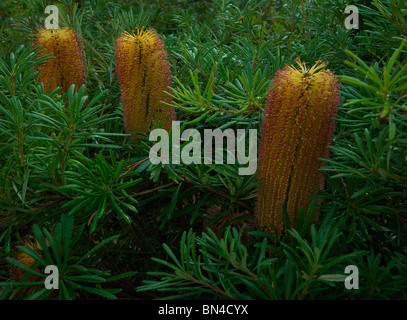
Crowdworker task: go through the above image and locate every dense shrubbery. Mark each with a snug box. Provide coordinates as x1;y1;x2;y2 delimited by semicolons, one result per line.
0;0;406;300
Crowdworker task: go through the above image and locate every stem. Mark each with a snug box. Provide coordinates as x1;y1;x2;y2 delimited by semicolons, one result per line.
289;14;294;46
234;260;274;299
301;0;310;39
254;3;273;25
61;130;74;185
121;156;254;213
129;181;177;197
181;176;254;214
80;36;110;69
298;265;318;300
17;126;26;171
11;72;15;95
0;190;15;206
116;157;149;182
183;273;229;298
247;30;259;45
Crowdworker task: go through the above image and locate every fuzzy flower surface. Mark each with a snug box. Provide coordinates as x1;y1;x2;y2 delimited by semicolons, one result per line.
35;27;87;93
255;58;340;235
115;27;176;140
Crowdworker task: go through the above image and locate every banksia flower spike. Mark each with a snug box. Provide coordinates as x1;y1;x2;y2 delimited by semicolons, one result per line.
35;27;87;93
254;58;340;236
114;27;176;140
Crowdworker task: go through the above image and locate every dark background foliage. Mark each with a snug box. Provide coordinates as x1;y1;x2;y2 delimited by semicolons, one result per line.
0;0;406;299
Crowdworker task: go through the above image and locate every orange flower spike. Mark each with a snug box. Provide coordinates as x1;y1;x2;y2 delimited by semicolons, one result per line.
35;27;87;93
115;27;176;140
255;58;340;236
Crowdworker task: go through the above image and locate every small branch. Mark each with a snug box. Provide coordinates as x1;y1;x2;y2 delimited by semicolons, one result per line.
338;173;350;201
80;35;110;69
116;157;149;182
117;156;253;214
61;130;74;185
11;72;15;96
254;3;273;25
130;181;177;198
234;260;274;299
17;126;26;171
247;30;259;45
179;105;260;119
182;176;254;214
183;273;229;298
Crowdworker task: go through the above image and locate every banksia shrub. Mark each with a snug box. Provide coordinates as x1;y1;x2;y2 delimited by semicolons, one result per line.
34;27;87;93
254;59;340;236
114;27;176;140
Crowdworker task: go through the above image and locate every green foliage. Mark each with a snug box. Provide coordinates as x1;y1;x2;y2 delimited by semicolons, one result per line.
138;211;364;300
1;215;136;300
59;151;142;233
0;0;406;300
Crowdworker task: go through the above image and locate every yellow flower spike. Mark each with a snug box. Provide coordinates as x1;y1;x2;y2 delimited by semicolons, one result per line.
254;59;340;236
35;27;87;94
115;27;176;141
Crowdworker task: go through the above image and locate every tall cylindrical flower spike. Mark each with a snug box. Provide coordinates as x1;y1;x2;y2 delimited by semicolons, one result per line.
114;27;176;140
34;27;87;93
254;58;340;236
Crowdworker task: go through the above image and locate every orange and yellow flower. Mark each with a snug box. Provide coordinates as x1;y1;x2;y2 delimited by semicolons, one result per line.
114;27;176;140
254;58;340;236
35;27;87;94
